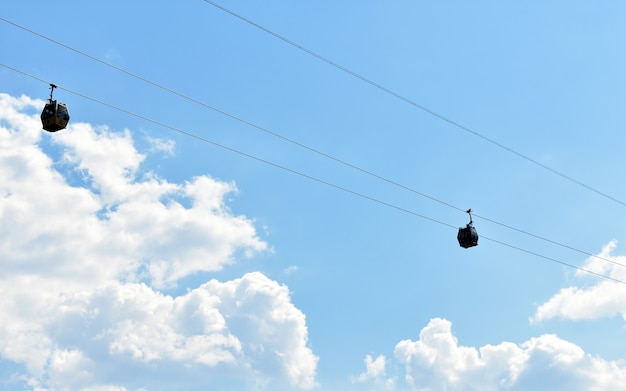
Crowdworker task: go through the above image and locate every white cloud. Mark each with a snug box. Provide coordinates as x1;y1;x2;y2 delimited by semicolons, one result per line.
282;265;299;275
395;318;522;391
354;318;626;391
0;93;317;390
351;354;396;390
145;135;176;156
1;93;268;288
353;354;387;381
532;240;626;323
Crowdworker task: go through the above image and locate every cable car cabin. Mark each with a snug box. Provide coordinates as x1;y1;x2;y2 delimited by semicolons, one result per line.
457;209;478;248
41;100;70;132
457;223;478;249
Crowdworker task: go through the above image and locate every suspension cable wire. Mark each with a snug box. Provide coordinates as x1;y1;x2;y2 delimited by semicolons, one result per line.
1;15;625;271
481;236;626;286
0;18;624;271
200;0;626;209
0;64;454;229
0;17;461;210
2;63;625;286
474;214;626;269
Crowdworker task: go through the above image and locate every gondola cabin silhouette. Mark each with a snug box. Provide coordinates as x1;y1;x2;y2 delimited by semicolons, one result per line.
457;209;478;248
41;84;70;132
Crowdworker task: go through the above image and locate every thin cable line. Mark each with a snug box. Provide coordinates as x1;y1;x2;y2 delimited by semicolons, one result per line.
0;21;624;270
1;16;624;269
0;17;459;209
1;18;623;270
482;236;626;285
200;0;626;209
0;19;626;251
2;63;625;286
0;64;452;228
474;214;626;269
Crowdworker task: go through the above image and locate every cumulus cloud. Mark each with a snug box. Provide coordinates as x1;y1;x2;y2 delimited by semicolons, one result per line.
351;354;396;390
354;318;626;391
0;93;317;390
145;135;176;156
532;241;626;323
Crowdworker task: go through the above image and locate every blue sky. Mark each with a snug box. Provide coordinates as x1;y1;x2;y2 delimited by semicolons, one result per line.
2;1;626;390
